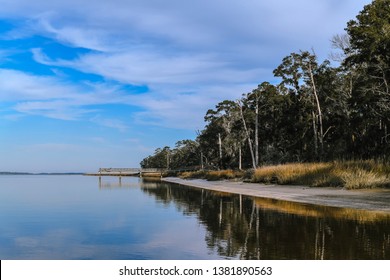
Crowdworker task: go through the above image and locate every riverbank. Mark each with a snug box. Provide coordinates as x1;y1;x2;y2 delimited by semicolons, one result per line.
162;177;390;213
178;161;390;189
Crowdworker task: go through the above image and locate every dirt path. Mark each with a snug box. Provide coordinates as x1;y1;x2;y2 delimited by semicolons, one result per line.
162;177;390;213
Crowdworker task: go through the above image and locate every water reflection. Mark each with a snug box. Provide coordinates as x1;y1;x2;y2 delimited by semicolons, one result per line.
98;177;160;190
140;179;390;260
1;175;389;260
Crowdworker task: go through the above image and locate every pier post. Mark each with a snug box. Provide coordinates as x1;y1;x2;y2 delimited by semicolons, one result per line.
239;194;242;214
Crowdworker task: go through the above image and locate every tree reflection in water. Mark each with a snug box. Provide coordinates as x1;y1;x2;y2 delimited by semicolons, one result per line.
140;179;390;260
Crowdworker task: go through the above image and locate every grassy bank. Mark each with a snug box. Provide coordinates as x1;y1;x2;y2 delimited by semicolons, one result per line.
252;161;390;189
178;160;390;189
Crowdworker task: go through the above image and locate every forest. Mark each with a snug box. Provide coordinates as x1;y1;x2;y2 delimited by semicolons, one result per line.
141;0;390;171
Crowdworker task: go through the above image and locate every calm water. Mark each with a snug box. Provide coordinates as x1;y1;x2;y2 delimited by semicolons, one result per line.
0;175;389;260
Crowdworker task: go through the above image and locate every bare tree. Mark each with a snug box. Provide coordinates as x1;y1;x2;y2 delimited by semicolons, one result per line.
237;99;256;169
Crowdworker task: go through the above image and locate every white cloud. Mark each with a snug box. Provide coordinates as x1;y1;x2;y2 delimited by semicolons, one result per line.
0;69;75;101
13;100;95;120
90;115;129;132
0;68;134;124
36;16;111;52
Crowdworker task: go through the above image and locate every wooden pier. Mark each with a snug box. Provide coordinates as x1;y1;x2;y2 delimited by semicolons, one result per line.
84;168;165;177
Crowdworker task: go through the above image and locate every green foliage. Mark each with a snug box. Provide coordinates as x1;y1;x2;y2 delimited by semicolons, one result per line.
345;0;390;67
140;141;201;170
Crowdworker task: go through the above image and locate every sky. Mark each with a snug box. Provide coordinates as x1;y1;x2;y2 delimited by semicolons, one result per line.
0;0;372;172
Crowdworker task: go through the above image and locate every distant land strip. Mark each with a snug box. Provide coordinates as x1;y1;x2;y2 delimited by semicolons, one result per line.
0;172;84;175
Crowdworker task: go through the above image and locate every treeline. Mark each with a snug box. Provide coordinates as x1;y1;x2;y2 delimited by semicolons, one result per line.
141;0;390;170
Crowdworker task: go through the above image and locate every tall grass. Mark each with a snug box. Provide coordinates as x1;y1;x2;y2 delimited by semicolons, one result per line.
176;160;390;189
252;160;390;189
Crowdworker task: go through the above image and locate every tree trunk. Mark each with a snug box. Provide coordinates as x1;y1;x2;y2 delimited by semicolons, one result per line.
237;100;256;169
218;133;223;169
312;110;318;159
308;62;324;159
238;145;242;170
255;97;259;167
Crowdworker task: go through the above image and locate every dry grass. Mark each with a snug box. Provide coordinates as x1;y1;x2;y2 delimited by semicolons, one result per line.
179;169;244;181
141;172;163;178
178;160;390;189
205;170;244;181
179;170;206;179
252;160;390;189
252;162;339;187
335;161;390;189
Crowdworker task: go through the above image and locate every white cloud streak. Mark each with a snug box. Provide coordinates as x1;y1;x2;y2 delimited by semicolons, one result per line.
0;68;136;125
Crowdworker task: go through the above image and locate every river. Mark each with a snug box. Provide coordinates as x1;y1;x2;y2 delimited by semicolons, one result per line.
0;175;389;259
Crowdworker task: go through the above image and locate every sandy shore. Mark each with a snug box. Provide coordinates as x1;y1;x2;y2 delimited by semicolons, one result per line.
162;177;390;213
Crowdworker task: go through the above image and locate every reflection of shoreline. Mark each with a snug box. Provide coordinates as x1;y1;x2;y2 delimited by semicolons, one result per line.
142;181;390;259
162;177;390;214
253;197;390;223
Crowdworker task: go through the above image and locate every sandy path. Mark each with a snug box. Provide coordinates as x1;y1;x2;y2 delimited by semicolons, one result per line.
162;177;390;213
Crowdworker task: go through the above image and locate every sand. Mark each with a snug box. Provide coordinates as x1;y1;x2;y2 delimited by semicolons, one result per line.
162;177;390;213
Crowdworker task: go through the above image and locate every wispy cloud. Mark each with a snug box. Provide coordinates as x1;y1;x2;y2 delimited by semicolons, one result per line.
90;115;128;132
13;100;95;121
0;68;135;124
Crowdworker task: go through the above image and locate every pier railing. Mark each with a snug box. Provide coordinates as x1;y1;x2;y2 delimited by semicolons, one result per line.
97;168;166;175
86;166;203;177
99;168;141;173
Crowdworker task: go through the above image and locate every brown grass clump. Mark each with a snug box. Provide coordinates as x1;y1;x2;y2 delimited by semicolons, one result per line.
252;160;390;189
334;160;390;189
205;170;240;181
179;170;207;179
252;162;341;187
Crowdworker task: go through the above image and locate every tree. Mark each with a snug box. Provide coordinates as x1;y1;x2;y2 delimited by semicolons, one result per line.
344;0;390;158
201;100;244;169
274;51;326;160
140;146;171;169
345;0;390;68
170;140;201;169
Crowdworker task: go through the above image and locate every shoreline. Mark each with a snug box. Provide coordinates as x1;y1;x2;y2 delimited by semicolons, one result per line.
162;177;390;213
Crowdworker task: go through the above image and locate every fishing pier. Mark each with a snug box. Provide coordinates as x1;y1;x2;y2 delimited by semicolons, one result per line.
85;168;166;178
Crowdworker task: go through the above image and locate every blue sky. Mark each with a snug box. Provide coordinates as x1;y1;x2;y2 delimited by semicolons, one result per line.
0;0;371;172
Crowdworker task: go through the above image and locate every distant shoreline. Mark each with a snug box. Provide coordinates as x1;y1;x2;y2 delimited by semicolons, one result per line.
162;177;390;213
0;172;84;175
